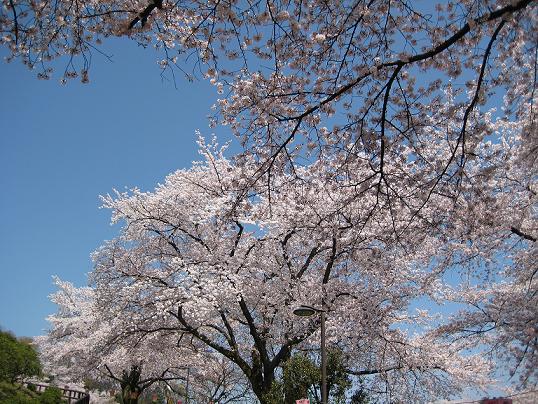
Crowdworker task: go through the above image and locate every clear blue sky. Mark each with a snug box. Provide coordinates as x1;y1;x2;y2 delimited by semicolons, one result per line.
0;38;222;337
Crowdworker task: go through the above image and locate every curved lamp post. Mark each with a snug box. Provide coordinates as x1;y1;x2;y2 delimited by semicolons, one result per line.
293;305;327;404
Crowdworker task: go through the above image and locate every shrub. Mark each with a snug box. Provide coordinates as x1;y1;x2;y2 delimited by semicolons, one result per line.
39;387;64;404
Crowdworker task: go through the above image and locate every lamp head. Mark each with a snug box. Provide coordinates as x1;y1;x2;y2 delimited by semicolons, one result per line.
293;305;319;317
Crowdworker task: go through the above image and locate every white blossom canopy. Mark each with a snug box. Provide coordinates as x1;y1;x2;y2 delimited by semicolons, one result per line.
84;137;533;401
10;0;535;400
38;277;211;393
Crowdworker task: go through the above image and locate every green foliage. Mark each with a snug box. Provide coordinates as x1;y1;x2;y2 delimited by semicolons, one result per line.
0;381;65;404
265;348;355;404
325;348;351;403
282;354;319;404
261;381;284;404
0;331;41;383
0;380;38;403
39;387;64;404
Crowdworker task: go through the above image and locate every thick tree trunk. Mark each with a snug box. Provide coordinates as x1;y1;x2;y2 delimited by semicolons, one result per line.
249;368;276;404
119;365;143;404
120;386;142;404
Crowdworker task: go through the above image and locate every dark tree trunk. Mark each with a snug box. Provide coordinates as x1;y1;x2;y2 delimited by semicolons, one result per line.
248;363;277;404
119;365;144;404
120;386;142;404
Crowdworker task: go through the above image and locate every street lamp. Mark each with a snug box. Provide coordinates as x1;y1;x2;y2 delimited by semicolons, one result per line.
293;305;327;404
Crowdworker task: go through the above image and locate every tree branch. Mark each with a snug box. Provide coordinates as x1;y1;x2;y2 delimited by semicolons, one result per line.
511;226;537;242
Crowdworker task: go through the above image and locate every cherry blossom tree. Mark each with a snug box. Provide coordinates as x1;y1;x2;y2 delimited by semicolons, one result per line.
432;135;537;390
41;125;535;400
81;138;512;402
37;277;222;404
6;0;536;399
184;356;256;403
1;0;534;170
